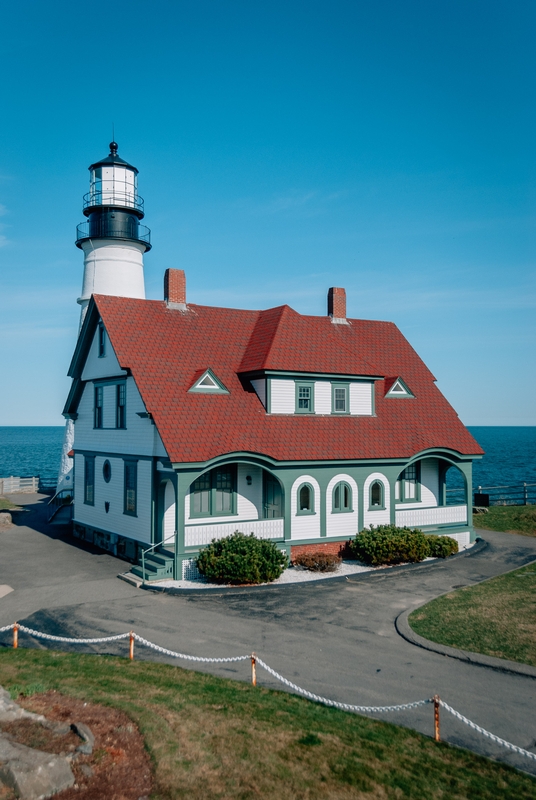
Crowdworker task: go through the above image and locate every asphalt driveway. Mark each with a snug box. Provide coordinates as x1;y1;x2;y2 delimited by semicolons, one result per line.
1;493;535;775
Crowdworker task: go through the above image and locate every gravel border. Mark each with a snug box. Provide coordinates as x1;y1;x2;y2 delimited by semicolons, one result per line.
118;538;485;595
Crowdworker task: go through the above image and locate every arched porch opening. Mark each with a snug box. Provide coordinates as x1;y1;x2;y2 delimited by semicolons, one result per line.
440;462;468;507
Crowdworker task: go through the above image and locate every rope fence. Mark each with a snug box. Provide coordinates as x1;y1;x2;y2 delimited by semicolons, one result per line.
1;621;535;763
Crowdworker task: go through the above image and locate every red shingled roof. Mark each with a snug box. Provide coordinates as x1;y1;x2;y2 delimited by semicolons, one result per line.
90;295;483;464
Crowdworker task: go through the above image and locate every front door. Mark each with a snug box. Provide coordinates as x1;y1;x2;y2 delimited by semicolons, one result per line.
264;473;282;519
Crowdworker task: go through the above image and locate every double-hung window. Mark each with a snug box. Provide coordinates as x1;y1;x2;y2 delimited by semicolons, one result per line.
296;382;314;413
124;460;138;516
397;464;419;502
331;383;349;414
116;383;126;429
94;386;103;429
190;466;236;517
84;456;95;505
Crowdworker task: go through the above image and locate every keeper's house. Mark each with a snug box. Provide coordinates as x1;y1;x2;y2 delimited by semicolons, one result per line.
64;271;483;581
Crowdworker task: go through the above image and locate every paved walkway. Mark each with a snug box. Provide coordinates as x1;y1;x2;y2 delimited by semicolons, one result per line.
1;493;535;775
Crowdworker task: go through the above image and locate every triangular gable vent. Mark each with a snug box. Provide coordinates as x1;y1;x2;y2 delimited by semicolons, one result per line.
188;368;229;394
385;378;414;398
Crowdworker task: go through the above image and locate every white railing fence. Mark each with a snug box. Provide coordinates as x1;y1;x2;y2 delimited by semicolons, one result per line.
0;476;39;495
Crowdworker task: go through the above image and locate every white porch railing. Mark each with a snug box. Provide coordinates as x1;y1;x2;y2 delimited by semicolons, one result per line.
0;476;39;494
185;518;284;547
395;504;468;528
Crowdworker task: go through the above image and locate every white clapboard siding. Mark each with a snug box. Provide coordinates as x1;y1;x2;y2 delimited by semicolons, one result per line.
250;379;266;408
326;474;359;538
363;472;391;528
75;378;167;458
81;325;127;381
395;505;468;528
185;464;263;524
73;453;152;543
185;518;283;547
314;381;332;414
270;379;295;414
350;382;373;415
290;475;321;539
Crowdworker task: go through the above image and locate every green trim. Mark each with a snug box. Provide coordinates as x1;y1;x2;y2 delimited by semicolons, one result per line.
98;322;106;358
188;368;229;394
266;377;272;414
296;482;315;515
171;447;481;472
93;377;127;387
295;381;315;414
246;369;384;382
74;449;152;462
331;382;350;414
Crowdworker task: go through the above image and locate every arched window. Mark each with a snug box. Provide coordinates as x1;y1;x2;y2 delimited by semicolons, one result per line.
332;481;352;513
369;480;384;509
297;483;314;514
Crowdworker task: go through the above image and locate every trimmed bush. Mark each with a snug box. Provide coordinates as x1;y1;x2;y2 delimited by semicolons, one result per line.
196;532;288;585
427;535;458;558
349;525;430;566
292;552;341;572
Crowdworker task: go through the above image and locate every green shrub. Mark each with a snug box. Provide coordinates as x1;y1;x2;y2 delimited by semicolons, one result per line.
349;525;429;566
426;535;458;558
292;552;341;572
196;532;288;585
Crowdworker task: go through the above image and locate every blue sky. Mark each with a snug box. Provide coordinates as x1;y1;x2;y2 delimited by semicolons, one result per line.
0;0;534;426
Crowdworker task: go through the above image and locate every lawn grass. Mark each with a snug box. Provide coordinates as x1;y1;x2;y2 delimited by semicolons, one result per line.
409;561;536;668
0;497;17;512
473;505;536;536
1;649;535;799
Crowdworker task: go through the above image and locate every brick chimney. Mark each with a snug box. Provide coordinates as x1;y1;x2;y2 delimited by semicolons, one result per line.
327;287;347;324
164;269;186;310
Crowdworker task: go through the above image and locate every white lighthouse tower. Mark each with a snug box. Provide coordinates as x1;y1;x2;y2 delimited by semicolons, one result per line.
76;141;151;323
56;142;151;492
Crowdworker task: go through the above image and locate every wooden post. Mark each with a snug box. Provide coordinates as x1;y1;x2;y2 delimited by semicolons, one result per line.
433;695;440;742
13;624;19;649
524;483;528;506
129;631;135;661
251;653;257;687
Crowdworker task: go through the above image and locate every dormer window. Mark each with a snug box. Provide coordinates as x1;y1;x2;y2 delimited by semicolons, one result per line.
188;368;229;394
296;382;314;413
331;383;349;414
385;377;414;398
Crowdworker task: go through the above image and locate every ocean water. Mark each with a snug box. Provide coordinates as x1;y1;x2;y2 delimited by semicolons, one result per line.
0;426;534;492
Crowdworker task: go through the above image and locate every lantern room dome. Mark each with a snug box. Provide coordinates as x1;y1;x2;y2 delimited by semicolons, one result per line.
88;141;139;174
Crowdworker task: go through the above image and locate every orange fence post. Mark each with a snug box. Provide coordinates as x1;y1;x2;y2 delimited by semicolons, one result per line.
13;624;19;649
433;695;440;742
251;653;257;686
129;631;135;661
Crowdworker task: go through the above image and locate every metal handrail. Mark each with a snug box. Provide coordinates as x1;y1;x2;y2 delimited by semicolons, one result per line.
76;221;151;245
83;190;144;213
47;489;73;523
141;534;176;587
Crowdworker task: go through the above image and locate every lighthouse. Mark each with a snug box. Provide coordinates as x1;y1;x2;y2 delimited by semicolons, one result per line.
75;141;151;324
56;142;152;493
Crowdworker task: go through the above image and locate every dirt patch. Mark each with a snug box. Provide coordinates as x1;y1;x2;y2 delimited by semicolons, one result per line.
1;692;152;800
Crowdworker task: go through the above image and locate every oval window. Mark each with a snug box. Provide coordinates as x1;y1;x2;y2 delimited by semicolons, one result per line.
103;460;112;483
